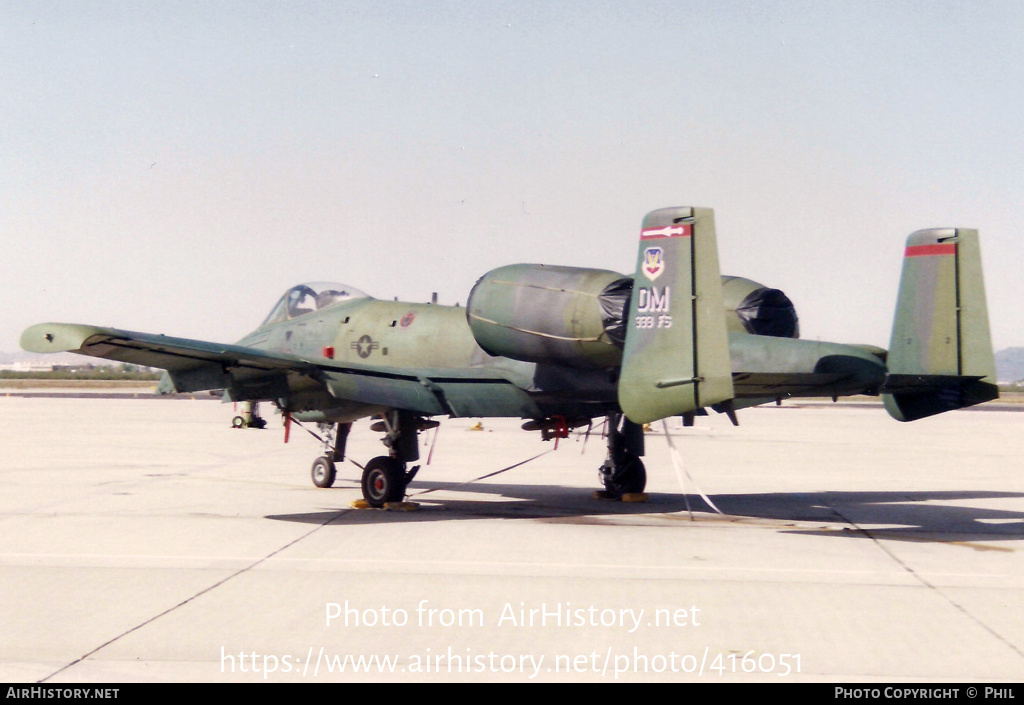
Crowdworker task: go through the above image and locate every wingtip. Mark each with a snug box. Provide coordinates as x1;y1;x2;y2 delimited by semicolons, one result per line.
19;323;102;354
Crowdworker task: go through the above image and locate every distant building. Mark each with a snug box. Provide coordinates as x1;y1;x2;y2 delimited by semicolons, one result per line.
0;361;62;372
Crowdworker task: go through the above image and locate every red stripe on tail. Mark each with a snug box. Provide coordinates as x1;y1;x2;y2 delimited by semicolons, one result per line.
905;243;956;257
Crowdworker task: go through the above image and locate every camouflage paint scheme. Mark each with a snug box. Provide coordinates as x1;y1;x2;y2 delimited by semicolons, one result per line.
21;206;998;503
21;206;997;425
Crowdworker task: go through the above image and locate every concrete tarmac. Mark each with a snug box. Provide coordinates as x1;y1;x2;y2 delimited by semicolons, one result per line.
1;392;1022;683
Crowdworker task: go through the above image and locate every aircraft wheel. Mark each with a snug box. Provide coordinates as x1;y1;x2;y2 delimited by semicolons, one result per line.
361;456;406;508
601;454;646;496
232;415;246;429
311;456;337;489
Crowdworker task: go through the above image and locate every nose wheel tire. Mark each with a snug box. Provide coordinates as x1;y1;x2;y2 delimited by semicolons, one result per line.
311;456;337;488
361;456;407;508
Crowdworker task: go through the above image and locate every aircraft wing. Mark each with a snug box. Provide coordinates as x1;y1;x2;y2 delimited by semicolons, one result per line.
22;322;316;386
19;323;540;418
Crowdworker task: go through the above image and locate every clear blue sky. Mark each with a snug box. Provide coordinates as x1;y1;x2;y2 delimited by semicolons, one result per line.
3;0;1022;352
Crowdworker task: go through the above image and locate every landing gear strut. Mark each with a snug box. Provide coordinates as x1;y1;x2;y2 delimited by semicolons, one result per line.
310;422;351;489
360;410;431;508
306;411;432;507
598;412;646;497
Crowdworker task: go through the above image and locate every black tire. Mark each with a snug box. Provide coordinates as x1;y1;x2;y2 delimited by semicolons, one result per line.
311;456;337;489
361;456;406;508
232;416;246;429
601;454;647;496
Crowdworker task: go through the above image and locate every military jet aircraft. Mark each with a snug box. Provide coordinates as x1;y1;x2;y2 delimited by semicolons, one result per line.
21;207;998;508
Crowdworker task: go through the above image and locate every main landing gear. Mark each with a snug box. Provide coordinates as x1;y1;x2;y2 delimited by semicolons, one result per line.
232;402;267;429
598;412;646;497
310;410;436;509
307;409;644;505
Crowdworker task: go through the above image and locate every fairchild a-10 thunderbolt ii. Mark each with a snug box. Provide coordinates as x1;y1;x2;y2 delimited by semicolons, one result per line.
22;207;998;508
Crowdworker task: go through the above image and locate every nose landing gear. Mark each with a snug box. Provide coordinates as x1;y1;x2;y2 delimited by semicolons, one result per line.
309;422;351;489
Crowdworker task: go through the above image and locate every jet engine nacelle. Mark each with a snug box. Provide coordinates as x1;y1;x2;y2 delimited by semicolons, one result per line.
466;264;628;369
721;276;800;339
466;265;799;369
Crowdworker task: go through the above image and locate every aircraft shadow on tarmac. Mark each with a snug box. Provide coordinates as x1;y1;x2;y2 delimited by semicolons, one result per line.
266;477;1024;544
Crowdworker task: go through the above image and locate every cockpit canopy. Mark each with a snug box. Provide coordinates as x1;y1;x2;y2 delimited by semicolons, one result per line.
261;282;370;326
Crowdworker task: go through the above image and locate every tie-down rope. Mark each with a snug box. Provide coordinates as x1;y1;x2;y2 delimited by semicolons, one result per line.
662;420;725;518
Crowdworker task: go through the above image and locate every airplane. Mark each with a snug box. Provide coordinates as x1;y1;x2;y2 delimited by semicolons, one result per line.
21;207;999;508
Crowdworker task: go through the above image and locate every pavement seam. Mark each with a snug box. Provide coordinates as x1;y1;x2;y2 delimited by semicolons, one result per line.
38;507;353;683
827;504;1024;663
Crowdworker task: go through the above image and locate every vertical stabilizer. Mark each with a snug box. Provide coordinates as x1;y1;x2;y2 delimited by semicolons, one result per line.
884;228;998;421
617;207;734;424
